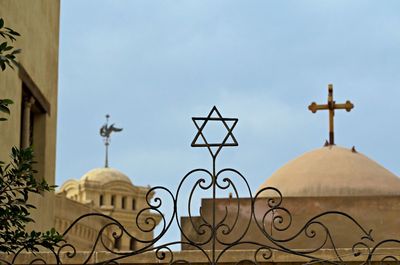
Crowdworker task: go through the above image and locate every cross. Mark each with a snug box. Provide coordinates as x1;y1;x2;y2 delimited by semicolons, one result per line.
308;84;354;145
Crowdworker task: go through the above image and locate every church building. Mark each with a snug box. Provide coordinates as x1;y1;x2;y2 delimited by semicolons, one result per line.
56;167;161;251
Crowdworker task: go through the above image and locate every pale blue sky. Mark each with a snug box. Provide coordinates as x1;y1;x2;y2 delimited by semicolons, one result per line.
57;0;400;246
57;1;400;244
58;0;400;188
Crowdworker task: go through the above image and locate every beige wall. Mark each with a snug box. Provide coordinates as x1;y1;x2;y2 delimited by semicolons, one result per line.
58;177;161;251
0;0;60;231
54;194;114;251
182;196;400;250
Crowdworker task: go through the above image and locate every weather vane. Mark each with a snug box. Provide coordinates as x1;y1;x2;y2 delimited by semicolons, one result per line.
308;84;354;145
100;114;123;168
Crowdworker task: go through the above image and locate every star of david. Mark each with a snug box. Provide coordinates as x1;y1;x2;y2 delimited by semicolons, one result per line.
191;106;238;158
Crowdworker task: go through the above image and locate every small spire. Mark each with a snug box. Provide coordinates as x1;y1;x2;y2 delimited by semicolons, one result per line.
324;140;329;147
351;146;357;153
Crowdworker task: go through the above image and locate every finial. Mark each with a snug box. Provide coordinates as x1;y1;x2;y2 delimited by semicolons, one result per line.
324;140;329;147
351;146;357;153
99;115;123;168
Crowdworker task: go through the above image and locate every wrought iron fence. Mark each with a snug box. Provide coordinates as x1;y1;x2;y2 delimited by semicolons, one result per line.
4;106;400;265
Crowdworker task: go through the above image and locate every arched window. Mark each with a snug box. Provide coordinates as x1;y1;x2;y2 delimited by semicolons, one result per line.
132;199;136;210
121;196;126;209
111;195;115;206
130;238;137;251
99;194;104;206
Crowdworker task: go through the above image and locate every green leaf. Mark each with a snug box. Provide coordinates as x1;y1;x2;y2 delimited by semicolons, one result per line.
0;99;13;105
0;42;7;51
5;54;15;59
12;49;21;55
8;35;16;42
0;104;10;113
5;27;20;36
4;60;13;70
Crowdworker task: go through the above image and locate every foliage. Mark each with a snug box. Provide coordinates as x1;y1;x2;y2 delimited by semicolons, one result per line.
0;147;63;253
0;99;13;121
0;18;21;71
0;18;16;121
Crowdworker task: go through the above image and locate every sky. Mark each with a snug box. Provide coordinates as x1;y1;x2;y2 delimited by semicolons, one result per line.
57;0;400;245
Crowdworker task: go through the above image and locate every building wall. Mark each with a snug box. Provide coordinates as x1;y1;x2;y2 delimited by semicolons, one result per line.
58;177;161;251
0;0;60;231
54;194;114;251
182;196;400;250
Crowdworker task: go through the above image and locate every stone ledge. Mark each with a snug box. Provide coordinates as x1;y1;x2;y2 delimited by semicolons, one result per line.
1;248;400;264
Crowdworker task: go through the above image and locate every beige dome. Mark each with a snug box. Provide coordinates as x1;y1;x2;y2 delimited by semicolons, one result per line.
258;145;400;197
81;168;132;184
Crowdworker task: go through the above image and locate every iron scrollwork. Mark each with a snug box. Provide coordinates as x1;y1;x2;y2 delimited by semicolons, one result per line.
5;106;400;264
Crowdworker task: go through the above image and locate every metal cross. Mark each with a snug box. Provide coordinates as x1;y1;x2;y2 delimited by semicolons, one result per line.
308;84;354;145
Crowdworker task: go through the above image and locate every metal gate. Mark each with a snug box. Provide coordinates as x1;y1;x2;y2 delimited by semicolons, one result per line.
6;107;400;265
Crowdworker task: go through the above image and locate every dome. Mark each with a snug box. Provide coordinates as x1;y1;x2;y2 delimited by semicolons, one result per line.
258;145;400;197
80;168;132;184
